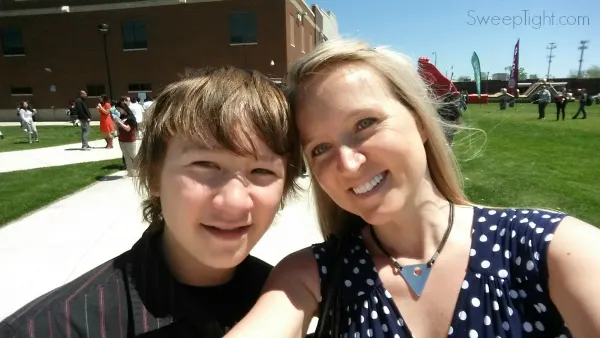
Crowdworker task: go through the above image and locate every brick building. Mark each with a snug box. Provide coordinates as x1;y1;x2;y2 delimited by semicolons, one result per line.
0;0;335;121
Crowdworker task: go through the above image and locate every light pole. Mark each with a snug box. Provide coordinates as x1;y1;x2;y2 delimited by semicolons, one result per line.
432;52;437;67
97;23;113;99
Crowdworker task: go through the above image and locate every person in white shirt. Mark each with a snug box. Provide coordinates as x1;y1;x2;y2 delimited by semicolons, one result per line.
142;95;153;111
537;85;551;119
18;101;39;143
129;96;145;139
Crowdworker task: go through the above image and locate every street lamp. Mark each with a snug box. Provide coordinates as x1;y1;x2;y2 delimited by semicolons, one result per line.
432;52;437;67
97;23;114;99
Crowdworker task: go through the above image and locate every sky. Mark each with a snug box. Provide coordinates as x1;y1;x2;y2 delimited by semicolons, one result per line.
312;0;599;79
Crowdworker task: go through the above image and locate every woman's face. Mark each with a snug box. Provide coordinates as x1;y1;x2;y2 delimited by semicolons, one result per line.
296;64;429;226
22;102;28;108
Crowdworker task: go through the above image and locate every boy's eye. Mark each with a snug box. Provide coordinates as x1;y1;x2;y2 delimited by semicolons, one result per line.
357;118;377;130
252;168;275;175
192;161;218;169
311;144;330;157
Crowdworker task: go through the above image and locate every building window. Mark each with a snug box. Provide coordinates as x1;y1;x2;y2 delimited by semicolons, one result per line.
229;12;257;44
1;27;25;56
86;84;106;97
128;83;152;92
289;14;295;46
309;32;313;51
122;21;147;50
10;86;33;96
300;24;305;52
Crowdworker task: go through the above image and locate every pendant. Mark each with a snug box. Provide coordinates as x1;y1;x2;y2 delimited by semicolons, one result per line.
399;263;431;296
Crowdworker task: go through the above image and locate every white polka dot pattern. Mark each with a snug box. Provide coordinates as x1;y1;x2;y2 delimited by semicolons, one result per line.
311;208;570;337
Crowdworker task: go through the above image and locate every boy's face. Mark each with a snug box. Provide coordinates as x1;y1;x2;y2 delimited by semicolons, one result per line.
157;134;286;271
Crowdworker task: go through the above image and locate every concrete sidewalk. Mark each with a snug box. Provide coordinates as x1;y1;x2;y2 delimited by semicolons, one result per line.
0;139;124;173
0;175;321;321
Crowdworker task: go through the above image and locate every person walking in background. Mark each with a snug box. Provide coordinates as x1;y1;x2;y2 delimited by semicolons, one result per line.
113;101;138;178
18;101;39;143
537;85;551;119
142;94;154;111
554;88;567;121
66;100;79;126
460;90;468;111
0;130;4;140
572;88;588;119
109;100;119;138
74;90;92;150
97;94;114;148
129;96;144;139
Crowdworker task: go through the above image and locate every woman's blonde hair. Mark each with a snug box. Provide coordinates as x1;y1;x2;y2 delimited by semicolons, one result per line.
284;39;470;238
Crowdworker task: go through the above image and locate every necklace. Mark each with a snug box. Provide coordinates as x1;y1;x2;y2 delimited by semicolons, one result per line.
369;201;455;297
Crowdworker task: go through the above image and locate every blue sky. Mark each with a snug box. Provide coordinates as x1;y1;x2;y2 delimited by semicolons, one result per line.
313;0;598;78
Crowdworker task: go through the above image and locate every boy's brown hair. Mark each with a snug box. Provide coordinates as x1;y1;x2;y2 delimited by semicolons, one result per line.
136;66;303;230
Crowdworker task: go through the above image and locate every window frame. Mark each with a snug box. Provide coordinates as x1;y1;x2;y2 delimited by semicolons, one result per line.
10;86;33;96
86;84;106;97
121;21;148;51
229;12;258;45
1;27;25;56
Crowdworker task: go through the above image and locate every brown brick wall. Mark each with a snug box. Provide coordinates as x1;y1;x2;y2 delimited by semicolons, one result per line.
0;0;315;121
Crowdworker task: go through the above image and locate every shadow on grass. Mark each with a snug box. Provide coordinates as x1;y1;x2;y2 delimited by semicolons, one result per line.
101;164;124;170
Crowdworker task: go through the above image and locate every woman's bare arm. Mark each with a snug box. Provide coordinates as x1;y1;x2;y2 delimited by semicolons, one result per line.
225;248;321;338
115;119;131;131
548;216;600;337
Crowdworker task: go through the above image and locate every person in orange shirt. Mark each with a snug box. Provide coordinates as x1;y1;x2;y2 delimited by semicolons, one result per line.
97;94;114;148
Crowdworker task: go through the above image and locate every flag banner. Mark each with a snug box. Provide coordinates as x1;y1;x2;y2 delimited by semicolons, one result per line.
471;52;481;98
508;39;520;96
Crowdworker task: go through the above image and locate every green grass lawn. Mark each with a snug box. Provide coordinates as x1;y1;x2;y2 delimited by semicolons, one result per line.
0;159;123;227
0;125;103;153
455;103;600;226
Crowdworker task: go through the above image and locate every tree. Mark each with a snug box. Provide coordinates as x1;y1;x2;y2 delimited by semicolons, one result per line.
505;66;528;80
456;76;471;82
567;66;600;78
585;65;600;78
529;74;539;79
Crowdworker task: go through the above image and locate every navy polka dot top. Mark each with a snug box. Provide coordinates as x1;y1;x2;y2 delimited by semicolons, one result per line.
312;207;572;337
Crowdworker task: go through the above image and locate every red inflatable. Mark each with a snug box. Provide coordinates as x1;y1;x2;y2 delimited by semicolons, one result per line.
417;57;459;100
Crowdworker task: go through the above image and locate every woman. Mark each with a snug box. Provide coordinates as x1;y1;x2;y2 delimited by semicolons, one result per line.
226;40;600;337
113;101;137;177
18;101;39;143
97;94;114;148
555;88;567;121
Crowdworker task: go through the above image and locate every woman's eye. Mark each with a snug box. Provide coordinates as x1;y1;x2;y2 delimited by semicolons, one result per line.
192;161;218;169
356;118;377;130
311;144;330;157
252;168;275;175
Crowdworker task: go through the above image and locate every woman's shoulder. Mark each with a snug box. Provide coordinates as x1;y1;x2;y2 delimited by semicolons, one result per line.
469;206;568;279
265;245;324;303
473;206;567;232
274;239;334;277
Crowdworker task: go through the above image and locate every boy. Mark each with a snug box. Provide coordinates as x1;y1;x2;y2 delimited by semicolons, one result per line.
0;66;302;337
